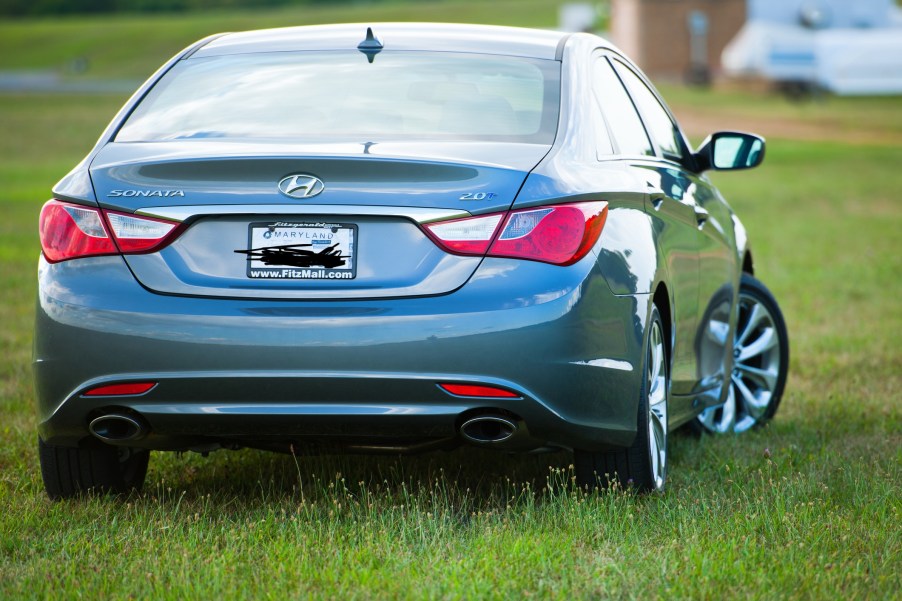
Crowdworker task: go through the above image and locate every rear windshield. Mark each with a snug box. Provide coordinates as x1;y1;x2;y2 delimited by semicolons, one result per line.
116;51;560;143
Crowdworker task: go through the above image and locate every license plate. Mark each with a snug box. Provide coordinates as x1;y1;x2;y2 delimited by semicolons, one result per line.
240;221;357;280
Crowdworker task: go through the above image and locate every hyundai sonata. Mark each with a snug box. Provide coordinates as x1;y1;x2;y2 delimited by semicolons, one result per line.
35;23;788;498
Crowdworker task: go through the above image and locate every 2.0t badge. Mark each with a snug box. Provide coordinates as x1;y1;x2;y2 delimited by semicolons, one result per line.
278;174;325;199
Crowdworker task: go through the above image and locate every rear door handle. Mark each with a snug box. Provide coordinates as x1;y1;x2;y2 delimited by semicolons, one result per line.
694;206;709;228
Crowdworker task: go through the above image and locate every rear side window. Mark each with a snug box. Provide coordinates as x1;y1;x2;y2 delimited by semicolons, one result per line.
612;60;685;161
592;58;653;157
116;51;560;143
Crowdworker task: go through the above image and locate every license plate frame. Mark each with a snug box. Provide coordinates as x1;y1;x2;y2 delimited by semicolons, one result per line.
241;221;357;280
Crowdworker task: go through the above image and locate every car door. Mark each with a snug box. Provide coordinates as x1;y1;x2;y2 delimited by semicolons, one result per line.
590;54;701;417
611;58;737;408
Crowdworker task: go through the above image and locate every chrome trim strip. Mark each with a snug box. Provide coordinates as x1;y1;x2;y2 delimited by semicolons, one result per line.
136;204;470;224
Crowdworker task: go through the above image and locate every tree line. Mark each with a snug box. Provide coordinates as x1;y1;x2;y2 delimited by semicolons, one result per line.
1;0;375;17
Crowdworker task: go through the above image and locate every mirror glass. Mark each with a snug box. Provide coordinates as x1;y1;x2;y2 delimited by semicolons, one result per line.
712;134;764;169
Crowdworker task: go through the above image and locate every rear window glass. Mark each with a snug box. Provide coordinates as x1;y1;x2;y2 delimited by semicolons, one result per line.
116;51;560;143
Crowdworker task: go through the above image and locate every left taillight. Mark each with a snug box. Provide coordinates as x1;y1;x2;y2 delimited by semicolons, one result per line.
39;200;181;263
104;210;180;254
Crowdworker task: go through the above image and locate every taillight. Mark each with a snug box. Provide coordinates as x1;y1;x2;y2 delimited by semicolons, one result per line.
491;202;608;266
39;201;117;263
422;213;503;255
423;201;608;266
39;200;181;263
105;210;179;254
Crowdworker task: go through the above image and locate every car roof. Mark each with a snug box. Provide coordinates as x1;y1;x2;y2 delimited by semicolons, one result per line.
193;22;582;61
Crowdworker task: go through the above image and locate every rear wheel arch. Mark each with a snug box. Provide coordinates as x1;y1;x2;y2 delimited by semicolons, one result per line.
574;301;669;492
652;283;673;368
742;249;754;275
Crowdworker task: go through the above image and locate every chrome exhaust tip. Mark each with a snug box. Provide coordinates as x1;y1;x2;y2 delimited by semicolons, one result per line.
88;413;147;443
460;415;518;444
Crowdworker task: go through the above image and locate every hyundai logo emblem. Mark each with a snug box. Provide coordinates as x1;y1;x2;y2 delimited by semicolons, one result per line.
278;174;325;199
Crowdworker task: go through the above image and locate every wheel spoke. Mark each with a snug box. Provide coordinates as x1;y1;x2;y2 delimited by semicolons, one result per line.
736;362;778;390
696;407;716;430
738;325;778;362
648;420;660;481
736;302;765;347
650;405;667;442
697;384;736;434
648;367;666;404
646;320;667;490
715;386;736;434
650;327;663;380
648;402;666;489
718;385;738;432
733;374;771;418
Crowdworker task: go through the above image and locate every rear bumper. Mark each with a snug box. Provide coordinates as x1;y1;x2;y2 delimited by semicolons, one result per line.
34;254;648;452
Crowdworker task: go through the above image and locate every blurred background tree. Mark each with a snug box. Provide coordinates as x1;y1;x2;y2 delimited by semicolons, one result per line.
0;0;373;17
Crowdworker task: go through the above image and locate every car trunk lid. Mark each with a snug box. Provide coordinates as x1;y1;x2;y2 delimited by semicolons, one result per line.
89;140;550;299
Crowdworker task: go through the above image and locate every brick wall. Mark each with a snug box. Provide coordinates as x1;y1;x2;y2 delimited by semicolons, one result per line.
610;0;746;81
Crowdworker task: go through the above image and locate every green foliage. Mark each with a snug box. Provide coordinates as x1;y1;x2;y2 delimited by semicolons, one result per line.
0;0;345;17
0;1;574;79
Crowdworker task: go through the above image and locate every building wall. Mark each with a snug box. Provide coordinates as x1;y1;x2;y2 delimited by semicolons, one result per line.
611;0;746;80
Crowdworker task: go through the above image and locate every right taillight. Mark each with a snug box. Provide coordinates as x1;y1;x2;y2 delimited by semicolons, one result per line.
423;201;608;266
491;202;608;266
39;200;181;263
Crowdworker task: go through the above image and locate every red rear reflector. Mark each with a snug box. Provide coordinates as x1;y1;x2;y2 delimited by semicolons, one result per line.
439;383;520;398
83;382;156;397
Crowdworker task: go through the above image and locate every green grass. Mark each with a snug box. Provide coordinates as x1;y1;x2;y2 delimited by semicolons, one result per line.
1;0;578;80
2;4;902;598
660;83;902;147
1;91;900;599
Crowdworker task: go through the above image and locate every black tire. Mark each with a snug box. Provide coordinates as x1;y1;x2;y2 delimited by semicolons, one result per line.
695;273;789;434
38;437;149;500
575;305;668;493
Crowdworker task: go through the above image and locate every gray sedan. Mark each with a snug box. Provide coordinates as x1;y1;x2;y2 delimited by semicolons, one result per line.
35;23;788;498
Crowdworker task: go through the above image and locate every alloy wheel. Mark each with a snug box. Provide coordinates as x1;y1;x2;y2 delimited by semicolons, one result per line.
647;319;668;489
698;282;785;433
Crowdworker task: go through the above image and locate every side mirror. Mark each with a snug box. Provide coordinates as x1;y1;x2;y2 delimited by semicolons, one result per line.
694;132;765;172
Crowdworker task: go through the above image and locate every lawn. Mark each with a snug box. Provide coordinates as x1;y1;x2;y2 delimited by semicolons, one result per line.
0;0;581;81
1;5;901;599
